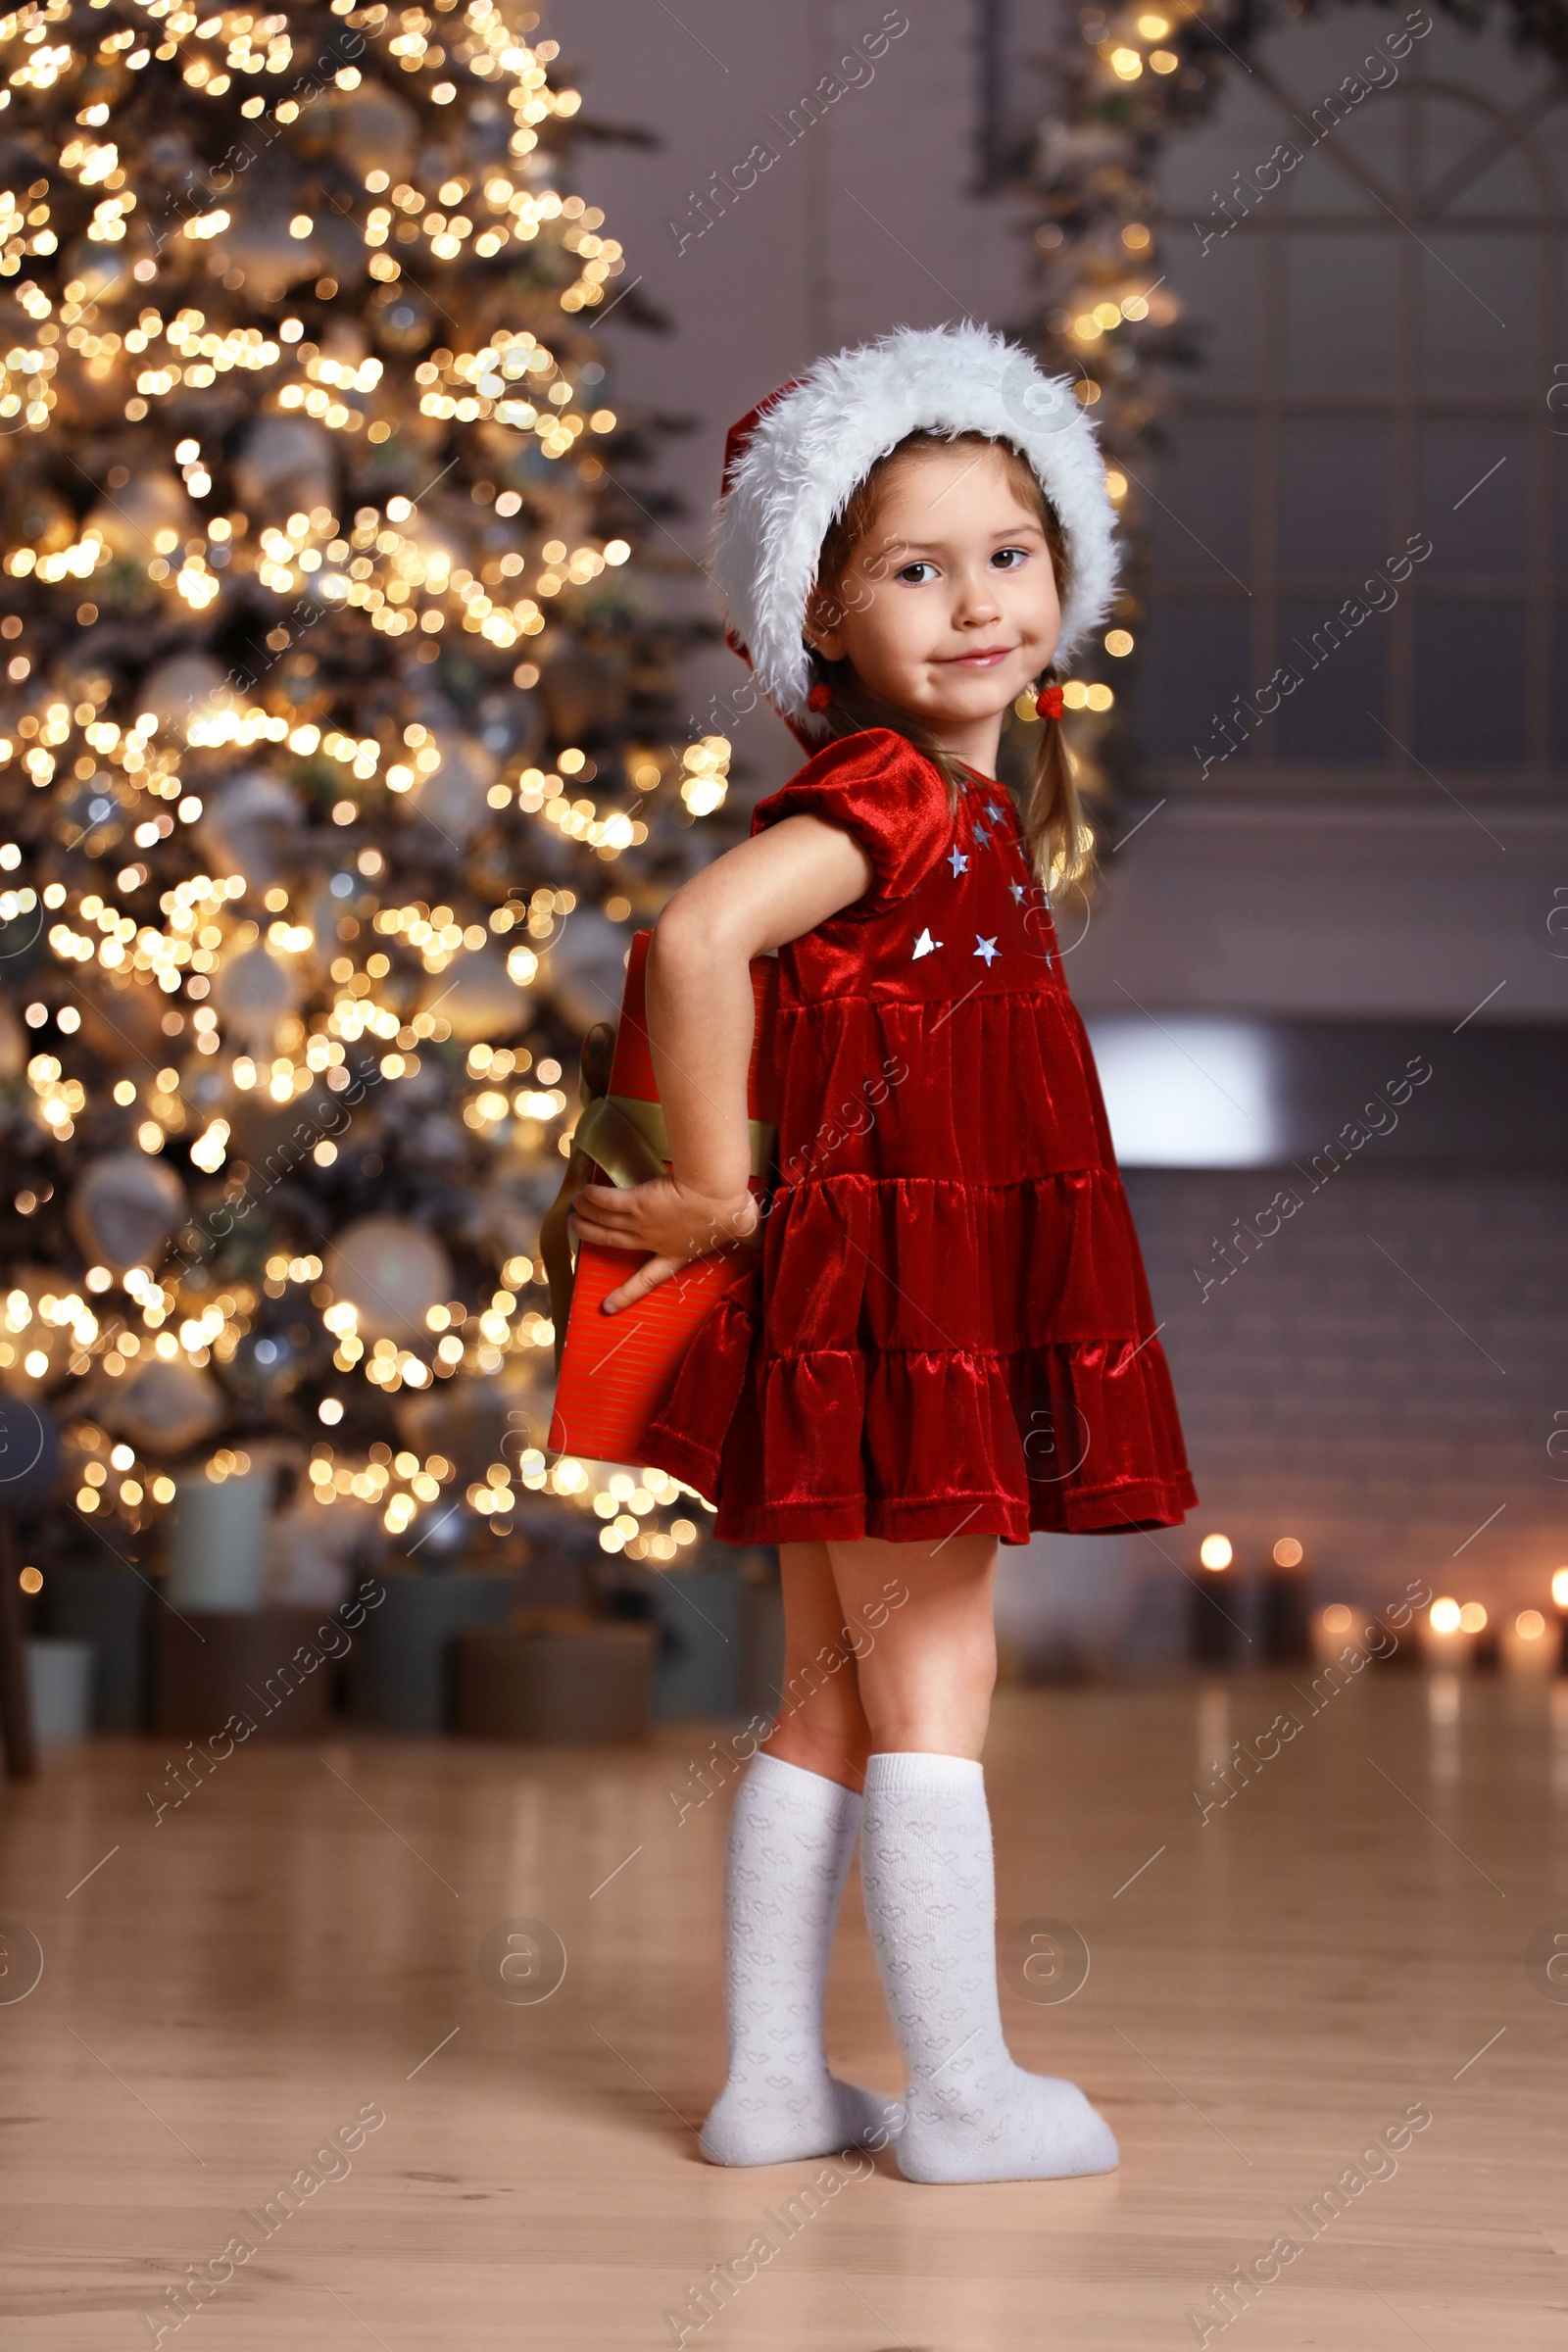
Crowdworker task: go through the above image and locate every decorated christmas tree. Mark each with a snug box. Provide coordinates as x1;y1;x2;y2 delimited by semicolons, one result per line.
0;0;728;1593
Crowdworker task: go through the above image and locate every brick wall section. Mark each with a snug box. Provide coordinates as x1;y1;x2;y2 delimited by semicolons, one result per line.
1122;1166;1568;1617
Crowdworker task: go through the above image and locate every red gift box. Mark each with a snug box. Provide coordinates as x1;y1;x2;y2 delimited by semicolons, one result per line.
545;932;776;1468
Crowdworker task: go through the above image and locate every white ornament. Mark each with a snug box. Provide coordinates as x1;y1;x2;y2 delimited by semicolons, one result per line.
136;653;236;734
330;80;420;182
84;472;192;564
69;1153;187;1273
232;415;335;519
428;946;532;1044
325;1217;453;1342
409;731;499;847
103;1358;225;1455
212;945;302;1043
198;769;302;893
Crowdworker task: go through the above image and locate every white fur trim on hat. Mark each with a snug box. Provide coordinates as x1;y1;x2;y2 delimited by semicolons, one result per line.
712;320;1119;738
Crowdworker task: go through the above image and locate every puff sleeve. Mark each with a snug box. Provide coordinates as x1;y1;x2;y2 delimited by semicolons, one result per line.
750;728;956;919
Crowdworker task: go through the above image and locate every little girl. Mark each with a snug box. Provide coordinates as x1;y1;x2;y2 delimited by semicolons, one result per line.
573;322;1197;2185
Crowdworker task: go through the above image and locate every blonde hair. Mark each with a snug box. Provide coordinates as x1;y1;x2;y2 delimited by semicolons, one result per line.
807;430;1095;894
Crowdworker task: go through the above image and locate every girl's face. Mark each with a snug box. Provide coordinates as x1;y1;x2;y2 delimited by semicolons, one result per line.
807;440;1062;748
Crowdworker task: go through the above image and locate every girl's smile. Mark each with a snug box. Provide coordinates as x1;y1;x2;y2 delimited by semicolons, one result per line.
804;439;1062;778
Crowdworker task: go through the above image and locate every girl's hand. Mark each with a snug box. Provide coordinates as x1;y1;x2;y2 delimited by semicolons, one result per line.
573;1176;760;1313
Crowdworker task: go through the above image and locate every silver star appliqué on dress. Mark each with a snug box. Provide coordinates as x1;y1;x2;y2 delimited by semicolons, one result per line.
973;936;1000;965
911;927;942;960
1008;879;1025;902
948;845;968;877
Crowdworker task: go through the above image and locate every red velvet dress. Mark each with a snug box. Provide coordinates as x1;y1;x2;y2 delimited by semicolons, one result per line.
643;728;1198;1546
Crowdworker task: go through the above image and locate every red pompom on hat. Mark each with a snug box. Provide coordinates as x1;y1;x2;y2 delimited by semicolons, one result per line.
713;322;1120;743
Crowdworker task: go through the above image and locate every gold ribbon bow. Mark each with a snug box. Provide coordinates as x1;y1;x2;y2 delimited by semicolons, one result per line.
538;1020;774;1372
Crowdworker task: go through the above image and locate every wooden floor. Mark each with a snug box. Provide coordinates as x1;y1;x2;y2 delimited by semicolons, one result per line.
2;1671;1564;2349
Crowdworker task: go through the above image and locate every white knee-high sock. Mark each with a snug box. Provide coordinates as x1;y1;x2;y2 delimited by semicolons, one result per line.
701;1752;904;2167
859;1751;1118;2184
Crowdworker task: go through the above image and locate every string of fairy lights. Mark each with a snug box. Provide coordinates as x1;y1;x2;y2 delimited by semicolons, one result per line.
0;0;732;1571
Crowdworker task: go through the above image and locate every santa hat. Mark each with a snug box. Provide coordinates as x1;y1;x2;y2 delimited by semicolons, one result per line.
713;320;1119;742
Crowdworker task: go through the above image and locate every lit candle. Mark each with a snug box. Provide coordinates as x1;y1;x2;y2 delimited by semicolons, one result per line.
1262;1535;1310;1663
1500;1607;1554;1679
1190;1531;1237;1666
1462;1600;1496;1672
1554;1568;1568;1675
1418;1594;1477;1670
1311;1599;1354;1666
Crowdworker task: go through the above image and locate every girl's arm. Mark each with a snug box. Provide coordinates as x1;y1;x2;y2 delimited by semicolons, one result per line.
572;813;873;1311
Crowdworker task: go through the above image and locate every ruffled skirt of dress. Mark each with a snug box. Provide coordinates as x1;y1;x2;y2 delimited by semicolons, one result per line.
642;1164;1197;1547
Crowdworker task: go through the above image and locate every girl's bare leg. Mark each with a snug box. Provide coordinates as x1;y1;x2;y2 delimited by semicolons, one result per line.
823;1529;1119;2185
824;1531;999;1758
760;1539;873;1788
699;1540;899;2167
